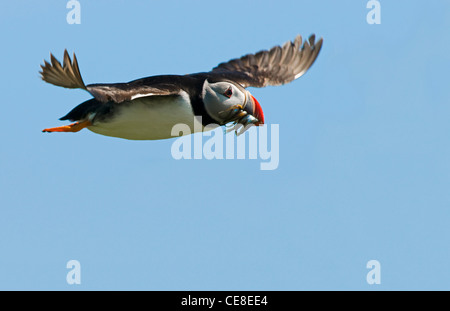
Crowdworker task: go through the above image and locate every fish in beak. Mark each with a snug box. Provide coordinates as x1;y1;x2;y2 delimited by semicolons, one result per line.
246;93;264;126
239;91;264;127
223;92;264;135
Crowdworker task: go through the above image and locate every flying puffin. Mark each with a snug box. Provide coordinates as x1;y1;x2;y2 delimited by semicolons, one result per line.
41;34;323;140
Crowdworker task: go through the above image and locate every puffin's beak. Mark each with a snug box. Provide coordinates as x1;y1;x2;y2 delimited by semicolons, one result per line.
244;92;265;126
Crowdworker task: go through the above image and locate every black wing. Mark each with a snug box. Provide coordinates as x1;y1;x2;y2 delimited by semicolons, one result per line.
85;80;183;103
40;50;182;103
209;34;323;88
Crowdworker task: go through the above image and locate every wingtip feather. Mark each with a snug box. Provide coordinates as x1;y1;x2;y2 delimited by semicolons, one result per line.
40;50;86;90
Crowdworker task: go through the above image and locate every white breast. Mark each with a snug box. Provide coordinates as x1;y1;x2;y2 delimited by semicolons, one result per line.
87;91;204;140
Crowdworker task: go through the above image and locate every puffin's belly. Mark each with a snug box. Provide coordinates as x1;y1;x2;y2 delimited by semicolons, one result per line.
88;92;205;140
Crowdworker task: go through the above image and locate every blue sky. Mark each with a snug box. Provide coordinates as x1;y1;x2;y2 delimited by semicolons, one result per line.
0;1;449;290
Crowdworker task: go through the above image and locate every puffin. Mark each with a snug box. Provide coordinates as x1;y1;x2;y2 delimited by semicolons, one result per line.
41;34;323;140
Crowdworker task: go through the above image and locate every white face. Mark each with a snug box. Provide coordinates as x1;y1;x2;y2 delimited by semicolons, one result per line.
202;80;248;124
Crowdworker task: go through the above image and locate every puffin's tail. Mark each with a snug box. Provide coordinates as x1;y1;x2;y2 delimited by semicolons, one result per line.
40;50;87;90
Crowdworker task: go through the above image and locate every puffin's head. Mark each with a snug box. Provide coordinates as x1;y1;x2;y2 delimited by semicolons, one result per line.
202;79;264;128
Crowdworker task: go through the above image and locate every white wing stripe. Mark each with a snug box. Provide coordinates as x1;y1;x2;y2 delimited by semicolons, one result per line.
130;93;157;100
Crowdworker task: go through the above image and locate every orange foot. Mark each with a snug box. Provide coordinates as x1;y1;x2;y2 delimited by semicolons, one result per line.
42;120;92;133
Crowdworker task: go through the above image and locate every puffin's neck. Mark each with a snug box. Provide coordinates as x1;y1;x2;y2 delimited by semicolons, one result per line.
188;83;219;127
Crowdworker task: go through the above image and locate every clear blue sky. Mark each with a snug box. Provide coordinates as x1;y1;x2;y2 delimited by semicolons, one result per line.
0;1;449;290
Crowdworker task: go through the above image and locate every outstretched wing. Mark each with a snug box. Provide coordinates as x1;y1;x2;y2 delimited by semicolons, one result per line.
40;50;182;103
210;34;323;88
40;50;86;90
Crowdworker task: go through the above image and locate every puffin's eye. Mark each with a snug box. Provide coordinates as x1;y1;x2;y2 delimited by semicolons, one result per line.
223;87;233;98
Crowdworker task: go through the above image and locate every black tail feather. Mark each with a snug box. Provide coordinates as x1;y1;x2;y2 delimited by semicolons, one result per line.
59;98;108;122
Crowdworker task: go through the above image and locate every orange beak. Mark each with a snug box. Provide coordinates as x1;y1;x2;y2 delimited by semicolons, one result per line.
249;94;264;126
